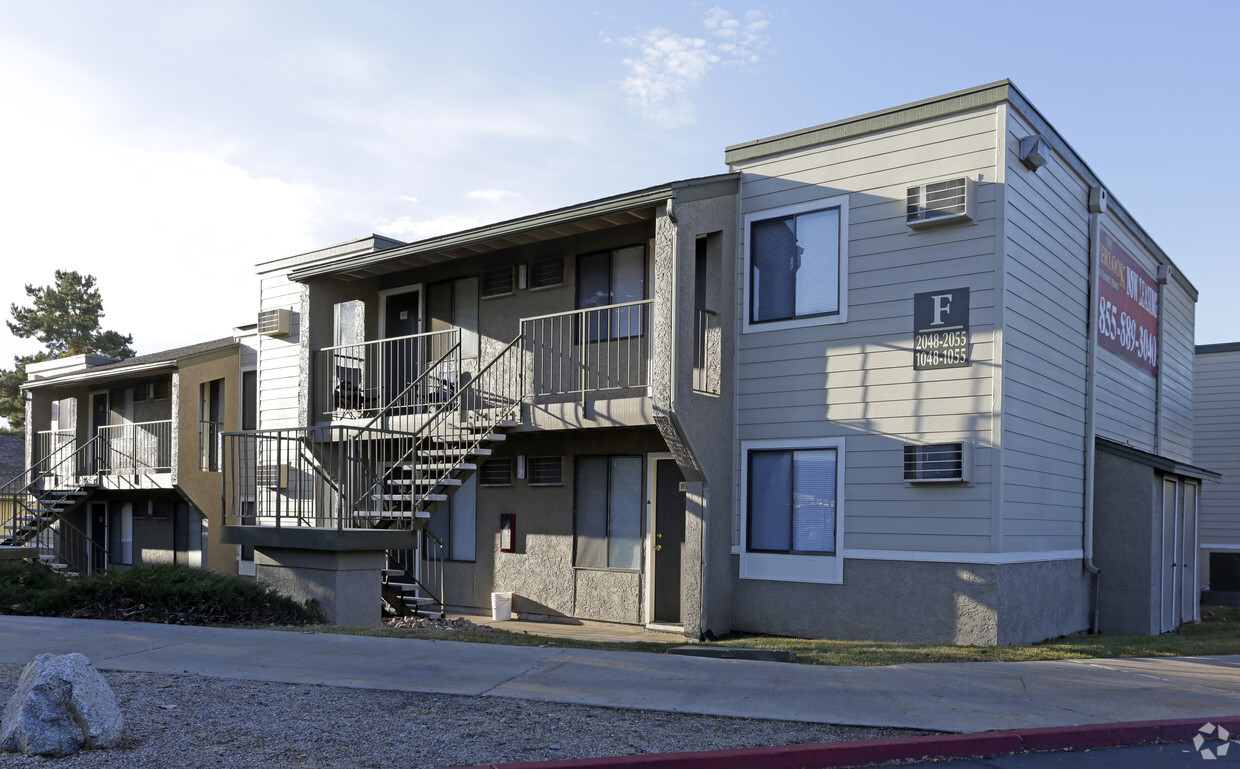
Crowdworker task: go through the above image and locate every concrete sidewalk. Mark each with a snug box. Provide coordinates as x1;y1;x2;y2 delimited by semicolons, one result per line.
0;615;1237;735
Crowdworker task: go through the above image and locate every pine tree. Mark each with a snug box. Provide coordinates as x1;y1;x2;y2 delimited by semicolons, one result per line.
1;271;135;432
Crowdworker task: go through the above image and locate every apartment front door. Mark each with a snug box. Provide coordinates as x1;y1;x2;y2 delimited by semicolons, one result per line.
652;457;686;625
90;392;109;473
383;289;421;410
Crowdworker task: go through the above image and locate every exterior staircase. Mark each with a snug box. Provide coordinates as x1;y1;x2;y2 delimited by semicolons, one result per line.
379;418;518;617
325;335;525;619
1;437;105;577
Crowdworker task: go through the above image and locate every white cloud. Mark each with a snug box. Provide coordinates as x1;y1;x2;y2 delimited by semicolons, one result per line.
618;28;717;128
617;8;771;128
466;189;519;202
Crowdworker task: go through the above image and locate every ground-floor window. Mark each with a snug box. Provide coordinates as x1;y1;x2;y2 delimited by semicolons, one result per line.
574;455;642;570
427;476;476;562
740;438;844;583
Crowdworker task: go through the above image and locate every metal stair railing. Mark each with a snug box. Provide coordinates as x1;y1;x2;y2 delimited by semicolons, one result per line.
394;334;524;522
222;333;464;530
1;434;109;574
384;528;446;618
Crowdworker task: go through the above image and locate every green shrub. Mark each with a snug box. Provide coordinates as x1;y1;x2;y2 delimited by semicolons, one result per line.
0;560;72;615
1;563;318;626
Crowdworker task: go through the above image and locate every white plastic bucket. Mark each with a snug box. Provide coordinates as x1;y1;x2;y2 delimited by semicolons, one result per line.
491;592;513;622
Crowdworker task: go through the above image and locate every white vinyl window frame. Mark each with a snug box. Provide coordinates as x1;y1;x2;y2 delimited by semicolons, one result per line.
742;195;849;334
739;437;845;584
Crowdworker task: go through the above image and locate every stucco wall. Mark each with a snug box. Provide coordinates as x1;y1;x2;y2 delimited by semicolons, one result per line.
650;193;737;637
1093;448;1159;635
443;427;669;625
174;347;241;575
731;556;1087;645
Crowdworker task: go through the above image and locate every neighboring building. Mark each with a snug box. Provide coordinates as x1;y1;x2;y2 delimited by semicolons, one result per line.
1195;343;1240;604
1;329;257;576
221;80;1213;642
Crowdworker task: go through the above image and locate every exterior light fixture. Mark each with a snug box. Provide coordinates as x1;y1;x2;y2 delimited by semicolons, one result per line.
1019;134;1050;171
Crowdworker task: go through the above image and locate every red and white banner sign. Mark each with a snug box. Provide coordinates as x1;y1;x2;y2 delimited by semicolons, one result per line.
1097;227;1159;377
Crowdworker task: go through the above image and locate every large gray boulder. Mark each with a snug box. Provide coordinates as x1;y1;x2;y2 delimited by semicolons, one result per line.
0;653;124;756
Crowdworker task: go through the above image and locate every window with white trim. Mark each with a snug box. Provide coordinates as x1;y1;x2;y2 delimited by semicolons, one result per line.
740;438;845;584
745;196;848;332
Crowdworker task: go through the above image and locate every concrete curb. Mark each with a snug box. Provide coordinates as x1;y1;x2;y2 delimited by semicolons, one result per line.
456;716;1240;769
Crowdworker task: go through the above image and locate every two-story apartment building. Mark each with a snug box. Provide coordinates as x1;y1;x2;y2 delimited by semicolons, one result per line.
2;330;257;576
222;81;1213;643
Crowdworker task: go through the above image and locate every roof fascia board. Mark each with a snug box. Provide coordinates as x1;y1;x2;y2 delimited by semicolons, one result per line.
1096;436;1222;482
1196;342;1240;354
256;235;406;276
289;188;676;282
22;360;177;390
724;81;1014;165
287;175;738;283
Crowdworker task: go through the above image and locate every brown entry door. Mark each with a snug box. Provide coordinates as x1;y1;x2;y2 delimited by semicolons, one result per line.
653;458;686;624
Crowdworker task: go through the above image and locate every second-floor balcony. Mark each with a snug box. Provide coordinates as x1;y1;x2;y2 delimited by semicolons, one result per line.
35;420;174;482
311;300;673;424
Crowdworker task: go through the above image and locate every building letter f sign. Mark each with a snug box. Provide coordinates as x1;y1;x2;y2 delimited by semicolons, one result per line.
930;293;953;326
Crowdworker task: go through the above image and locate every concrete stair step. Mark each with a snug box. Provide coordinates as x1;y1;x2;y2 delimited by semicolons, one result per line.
375;493;448;504
432;433;506;444
421;448;492;458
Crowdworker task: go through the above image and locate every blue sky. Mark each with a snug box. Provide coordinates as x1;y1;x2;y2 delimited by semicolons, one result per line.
1;0;1237;370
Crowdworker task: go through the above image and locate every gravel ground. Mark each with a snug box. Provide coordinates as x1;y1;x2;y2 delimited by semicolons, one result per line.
0;663;930;768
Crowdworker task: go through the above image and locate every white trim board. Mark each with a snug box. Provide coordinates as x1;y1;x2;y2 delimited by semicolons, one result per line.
844;549;1084;564
728;547;1085;565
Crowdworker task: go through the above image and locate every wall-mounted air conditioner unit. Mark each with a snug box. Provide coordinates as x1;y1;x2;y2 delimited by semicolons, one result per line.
257;308;291;337
906;177;976;229
903;442;971;483
256;463;289;489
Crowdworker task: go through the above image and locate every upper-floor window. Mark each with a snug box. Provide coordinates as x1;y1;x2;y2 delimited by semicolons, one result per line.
745;196;848;332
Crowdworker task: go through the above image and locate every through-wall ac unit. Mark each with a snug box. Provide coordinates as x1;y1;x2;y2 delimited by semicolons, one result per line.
906;177;976;229
256;463;289;489
258;308;291;337
903;442;971;483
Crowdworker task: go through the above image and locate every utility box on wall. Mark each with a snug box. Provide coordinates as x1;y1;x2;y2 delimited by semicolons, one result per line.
500;513;516;553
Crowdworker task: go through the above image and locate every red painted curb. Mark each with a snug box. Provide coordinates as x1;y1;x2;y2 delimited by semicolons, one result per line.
453;715;1240;769
1016;716;1240;752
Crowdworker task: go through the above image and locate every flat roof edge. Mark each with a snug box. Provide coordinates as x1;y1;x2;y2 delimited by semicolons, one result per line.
1196;342;1240;354
724;81;1013;165
1096;436;1221;482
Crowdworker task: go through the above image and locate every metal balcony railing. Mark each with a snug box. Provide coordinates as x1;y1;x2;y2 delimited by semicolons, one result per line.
35;429;76;481
97;420;173;475
521;299;652;401
313;329;460;420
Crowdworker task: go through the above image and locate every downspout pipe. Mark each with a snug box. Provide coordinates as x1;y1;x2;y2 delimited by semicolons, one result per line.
1084;190;1105;633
